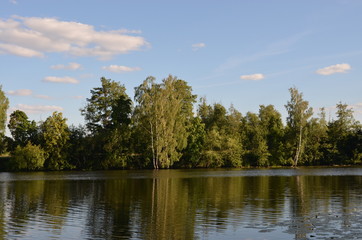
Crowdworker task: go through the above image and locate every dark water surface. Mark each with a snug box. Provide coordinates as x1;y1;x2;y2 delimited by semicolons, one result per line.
0;167;361;240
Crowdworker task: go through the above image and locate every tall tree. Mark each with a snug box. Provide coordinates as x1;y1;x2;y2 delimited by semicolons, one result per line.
327;102;361;164
8;110;37;148
198;102;243;167
41;111;70;170
258;105;285;165
102;94;133;169
180;116;205;168
81;77;128;133
285;87;313;166
241;112;269;166
134;75;196;168
0;85;9;153
303;108;328;165
80;77;132;169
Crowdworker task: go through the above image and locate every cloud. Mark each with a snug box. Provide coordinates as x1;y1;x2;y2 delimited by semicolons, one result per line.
10;104;63;114
0;43;44;57
112;29;142;34
192;42;206;51
51;62;82;70
240;73;265;81
0;16;149;60
6;89;54;100
43;76;79;84
9;0;17;4
349;102;362;114
34;94;52;100
316;63;351;75
72;96;84;100
7;89;33;96
102;65;141;73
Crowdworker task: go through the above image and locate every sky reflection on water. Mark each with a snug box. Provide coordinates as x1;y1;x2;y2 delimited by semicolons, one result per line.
0;167;361;239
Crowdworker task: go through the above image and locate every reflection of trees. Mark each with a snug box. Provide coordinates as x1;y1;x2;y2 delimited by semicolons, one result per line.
288;175;362;239
0;170;361;239
0;182;7;239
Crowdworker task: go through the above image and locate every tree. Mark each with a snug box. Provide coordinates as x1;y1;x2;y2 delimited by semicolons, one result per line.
102;94;133;169
285;87;313;166
258;105;285;165
8;110;37;148
0;85;9;153
80;77;133;169
241;112;270;166
180;117;205;168
67;125;92;170
327;102;361;164
10;142;45;171
303;108;328;165
198;102;243;167
81;77;128;133
41;112;70;170
134;75;196;168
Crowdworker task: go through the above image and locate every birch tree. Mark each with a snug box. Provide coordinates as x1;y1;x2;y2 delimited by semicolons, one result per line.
285;87;313;167
134;75;196;168
0;85;9;153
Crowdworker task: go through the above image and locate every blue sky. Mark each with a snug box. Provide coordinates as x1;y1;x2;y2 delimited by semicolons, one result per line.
1;0;362;128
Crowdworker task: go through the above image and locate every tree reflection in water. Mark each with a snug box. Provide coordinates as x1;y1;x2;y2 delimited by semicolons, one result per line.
0;169;361;239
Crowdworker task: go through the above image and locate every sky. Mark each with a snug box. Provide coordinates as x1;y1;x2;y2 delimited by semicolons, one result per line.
1;0;362;129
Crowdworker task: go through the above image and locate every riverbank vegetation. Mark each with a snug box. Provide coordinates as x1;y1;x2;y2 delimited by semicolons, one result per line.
0;76;361;171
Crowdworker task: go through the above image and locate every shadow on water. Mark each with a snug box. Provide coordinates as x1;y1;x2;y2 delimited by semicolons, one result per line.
0;167;361;239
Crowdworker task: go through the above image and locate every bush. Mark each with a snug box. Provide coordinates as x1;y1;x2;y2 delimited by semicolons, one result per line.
10;143;45;171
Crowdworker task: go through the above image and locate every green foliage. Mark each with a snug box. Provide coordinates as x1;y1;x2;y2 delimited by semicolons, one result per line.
1;79;362;171
285;87;313;166
200;127;223;167
134;75;196;169
180;117;206;168
80;77;133;169
325;103;361;164
303;113;328;165
8;110;38;149
258;105;286;165
241;112;270;167
81;77;128;132
198;101;243;168
41;112;70;170
67;125;93;170
0;85;9;154
10;142;45;171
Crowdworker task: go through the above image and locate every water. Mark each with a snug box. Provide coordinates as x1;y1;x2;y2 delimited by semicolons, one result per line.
0;167;362;239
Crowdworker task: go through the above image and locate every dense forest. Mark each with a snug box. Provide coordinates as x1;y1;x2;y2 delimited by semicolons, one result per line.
0;75;361;171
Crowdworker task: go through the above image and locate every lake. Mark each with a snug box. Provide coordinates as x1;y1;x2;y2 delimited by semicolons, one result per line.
0;167;361;239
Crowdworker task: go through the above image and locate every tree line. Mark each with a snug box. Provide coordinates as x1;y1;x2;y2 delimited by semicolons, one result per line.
0;75;361;171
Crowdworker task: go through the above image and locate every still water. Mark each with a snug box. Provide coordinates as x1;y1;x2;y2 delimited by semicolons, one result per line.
0;167;361;240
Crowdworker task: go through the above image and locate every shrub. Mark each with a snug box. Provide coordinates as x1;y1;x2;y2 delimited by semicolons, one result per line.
10;142;45;171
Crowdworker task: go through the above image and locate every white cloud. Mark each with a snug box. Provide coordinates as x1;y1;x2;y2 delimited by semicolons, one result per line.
34;94;52;100
112;29;142;34
7;89;33;96
51;62;82;70
192;42;206;51
0;16;149;60
72;96;84;100
349;102;362;114
43;76;79;84
316;63;351;75
9;0;17;4
10;104;63;114
102;65;141;73
0;43;44;57
240;73;265;81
